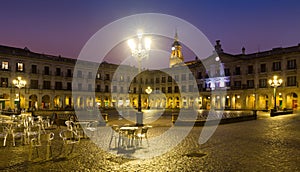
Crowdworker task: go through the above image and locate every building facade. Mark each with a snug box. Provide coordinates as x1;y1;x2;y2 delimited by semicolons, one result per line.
0;38;299;111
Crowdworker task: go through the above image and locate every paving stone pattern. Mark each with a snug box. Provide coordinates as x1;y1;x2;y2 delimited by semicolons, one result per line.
0;112;300;171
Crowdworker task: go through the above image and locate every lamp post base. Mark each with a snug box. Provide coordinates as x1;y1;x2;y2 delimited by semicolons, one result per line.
136;111;143;126
270;109;277;117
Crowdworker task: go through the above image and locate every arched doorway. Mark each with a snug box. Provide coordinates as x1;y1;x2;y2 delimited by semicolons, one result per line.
286;92;298;109
53;95;62;109
0;93;10;110
258;94;268;110
42;95;50;109
65;95;72;109
29;95;38;110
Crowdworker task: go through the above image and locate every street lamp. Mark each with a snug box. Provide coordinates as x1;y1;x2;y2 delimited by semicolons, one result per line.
13;77;26;113
145;86;152;109
268;75;282;113
128;31;151;125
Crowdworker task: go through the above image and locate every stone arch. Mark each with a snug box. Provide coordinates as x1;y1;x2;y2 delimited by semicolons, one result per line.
53;95;62;109
286;92;298;109
29;94;38;110
42;95;51;109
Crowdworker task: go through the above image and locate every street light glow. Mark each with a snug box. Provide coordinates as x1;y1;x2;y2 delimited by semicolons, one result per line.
12;76;26;112
269;75;283;112
128;30;152;125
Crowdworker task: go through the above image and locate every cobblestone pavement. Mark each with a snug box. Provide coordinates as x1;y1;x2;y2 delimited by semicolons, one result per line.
0;112;300;171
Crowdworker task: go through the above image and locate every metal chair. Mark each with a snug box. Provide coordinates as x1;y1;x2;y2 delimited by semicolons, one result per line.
0;125;8;146
29;132;54;161
136;126;149;146
109;125;120;149
11;124;27;146
85;121;98;138
59;130;80;155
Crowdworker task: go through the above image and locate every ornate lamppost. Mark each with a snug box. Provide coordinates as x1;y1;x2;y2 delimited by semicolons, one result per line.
128;31;151;125
268;75;282;114
13;77;26;113
145;86;152;109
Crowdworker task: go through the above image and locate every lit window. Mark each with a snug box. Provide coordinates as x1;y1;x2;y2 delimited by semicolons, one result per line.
2;61;8;70
17;63;24;72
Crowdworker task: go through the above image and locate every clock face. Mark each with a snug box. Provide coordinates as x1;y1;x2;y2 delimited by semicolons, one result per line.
215;56;220;61
171;47;175;50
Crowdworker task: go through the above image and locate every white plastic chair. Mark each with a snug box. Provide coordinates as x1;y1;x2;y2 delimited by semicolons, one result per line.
29;132;54;161
59;130;80;155
0;125;8;146
136;126;149;146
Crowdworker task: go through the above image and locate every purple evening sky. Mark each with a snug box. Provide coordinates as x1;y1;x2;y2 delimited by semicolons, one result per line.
0;0;300;62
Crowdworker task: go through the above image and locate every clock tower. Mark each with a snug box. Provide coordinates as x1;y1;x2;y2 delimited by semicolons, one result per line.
169;31;184;68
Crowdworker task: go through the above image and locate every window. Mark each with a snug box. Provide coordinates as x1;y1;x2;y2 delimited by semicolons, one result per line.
55;82;62;90
77;70;83;78
155;77;160;83
181;74;186;81
247;80;254;88
0;78;8;87
120;76;124;82
151;78;154;84
16;62;24;72
162;87;166;93
168;87;172;93
67;69;72;77
88;84;92;91
259;79;267;88
67;82;72;90
225;81;231;87
30;80;38;89
133;87;136;93
31;65;37;74
189;73;194;80
248;65;253;74
105;85;109;92
78;83;82;91
235;67;240;75
105;74;110;80
287;76;297;86
174;86;179;93
120;87;123;93
287;59;296;69
113;86;117;92
272;61;281;71
161;76;166;83
181;85;186;92
88;72;92;79
168;76;172;82
260;64;266;73
2;61;9;70
189;85;194;92
234;81;241;88
56;68;61;76
96;73;101;79
44;66;50;75
96;85;101;92
174;75;179;81
224;68;230;76
43;81;51;89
